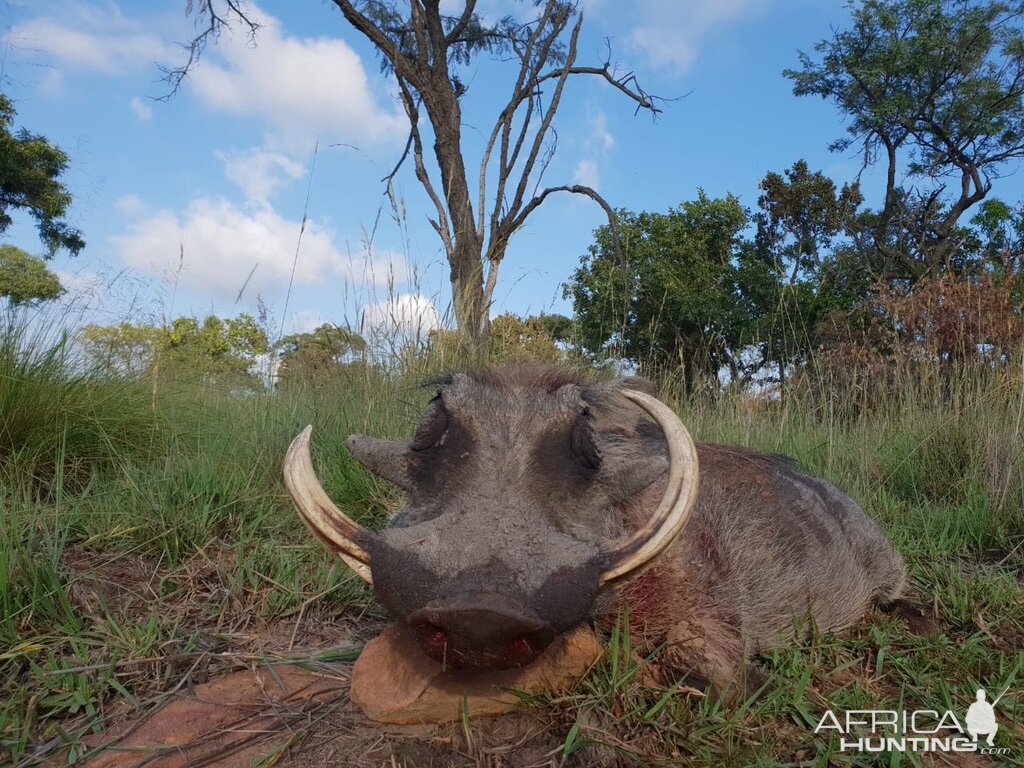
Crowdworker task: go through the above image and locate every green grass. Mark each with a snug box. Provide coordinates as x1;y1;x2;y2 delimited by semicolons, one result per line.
0;316;1022;766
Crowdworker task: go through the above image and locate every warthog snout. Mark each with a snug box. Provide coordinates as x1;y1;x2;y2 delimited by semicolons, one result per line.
408;593;556;668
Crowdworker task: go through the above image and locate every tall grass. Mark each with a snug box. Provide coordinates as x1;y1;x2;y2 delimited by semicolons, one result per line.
0;313;161;492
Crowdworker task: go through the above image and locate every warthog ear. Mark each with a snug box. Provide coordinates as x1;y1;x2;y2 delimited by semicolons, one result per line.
346;435;412;490
580;376;669;500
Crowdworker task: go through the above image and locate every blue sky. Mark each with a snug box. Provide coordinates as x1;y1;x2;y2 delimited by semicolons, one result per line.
4;0;1024;340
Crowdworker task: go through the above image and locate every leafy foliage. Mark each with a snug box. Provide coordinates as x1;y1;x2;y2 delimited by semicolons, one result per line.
0;94;84;256
0;245;63;305
81;314;269;387
276;323;368;390
489;313;562;363
567;192;763;391
785;0;1024;274
425;313;562;365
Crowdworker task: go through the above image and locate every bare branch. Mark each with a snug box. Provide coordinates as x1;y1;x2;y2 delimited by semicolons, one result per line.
481;254;501;320
505;12;582;228
381;129;415;186
507;184;614;237
395;79;454;258
478;0;554;238
445;0;479;45
533;64;665;116
159;0;259;98
330;0;417;81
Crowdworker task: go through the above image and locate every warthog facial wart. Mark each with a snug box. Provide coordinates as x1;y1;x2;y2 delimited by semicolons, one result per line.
283;366;906;698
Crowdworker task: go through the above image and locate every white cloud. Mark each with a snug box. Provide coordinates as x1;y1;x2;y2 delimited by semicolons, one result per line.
217;148;305;208
115;194;148;218
571;110;614;191
129;96;153;122
288;309;327;334
572;159;600;189
112;197;409;303
626;0;770;76
188;5;405;144
10;10;173;76
361;293;440;344
589;111;614;152
11;3;403;144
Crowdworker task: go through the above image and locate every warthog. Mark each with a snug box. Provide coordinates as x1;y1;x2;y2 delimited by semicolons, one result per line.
284;366;906;697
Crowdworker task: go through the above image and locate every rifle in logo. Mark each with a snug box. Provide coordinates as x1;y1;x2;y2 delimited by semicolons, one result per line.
965;686;1008;747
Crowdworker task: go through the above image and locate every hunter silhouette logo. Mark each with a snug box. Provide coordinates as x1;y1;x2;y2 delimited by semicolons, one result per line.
966;687;1007;747
814;687;1013;755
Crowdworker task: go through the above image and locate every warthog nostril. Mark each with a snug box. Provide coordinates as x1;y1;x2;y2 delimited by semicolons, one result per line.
425;625;447;645
407;595;556;669
509;636;532;655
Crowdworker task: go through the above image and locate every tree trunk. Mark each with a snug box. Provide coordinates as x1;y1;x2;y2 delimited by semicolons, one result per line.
421;81;490;355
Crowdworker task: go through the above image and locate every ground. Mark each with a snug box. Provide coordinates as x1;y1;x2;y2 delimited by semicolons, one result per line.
17;539;1023;768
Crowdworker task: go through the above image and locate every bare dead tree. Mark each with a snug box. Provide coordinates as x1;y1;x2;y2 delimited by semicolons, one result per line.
170;1;662;351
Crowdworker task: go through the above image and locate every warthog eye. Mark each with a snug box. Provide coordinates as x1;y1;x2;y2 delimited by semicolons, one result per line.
411;396;449;451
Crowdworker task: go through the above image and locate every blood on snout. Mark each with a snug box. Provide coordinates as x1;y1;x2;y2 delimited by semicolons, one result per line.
406;599;556;669
502;635;535;666
424;625;448;645
415;622;450;656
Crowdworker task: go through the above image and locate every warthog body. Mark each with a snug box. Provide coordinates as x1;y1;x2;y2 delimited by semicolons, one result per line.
287;366;906;696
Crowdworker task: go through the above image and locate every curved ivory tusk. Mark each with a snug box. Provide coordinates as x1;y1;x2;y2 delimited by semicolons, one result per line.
283;426;374;584
599;390;700;587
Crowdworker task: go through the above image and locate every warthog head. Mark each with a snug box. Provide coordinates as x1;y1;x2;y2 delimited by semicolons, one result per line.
283;368;699;669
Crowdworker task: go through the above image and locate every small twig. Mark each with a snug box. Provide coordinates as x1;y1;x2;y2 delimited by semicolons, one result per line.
288;576;347;651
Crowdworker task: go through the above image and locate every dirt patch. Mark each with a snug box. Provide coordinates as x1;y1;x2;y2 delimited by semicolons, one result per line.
77;662;348;768
69;658;595;768
61;546;161;619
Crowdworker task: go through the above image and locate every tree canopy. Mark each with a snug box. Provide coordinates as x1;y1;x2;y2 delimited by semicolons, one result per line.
569;154;1024;394
567;191;764;392
0;94;85;257
276;323;368;389
0;245;64;305
785;0;1024;277
81;314;270;387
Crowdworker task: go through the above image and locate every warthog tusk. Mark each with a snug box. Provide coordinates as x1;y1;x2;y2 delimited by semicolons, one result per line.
599;390;700;587
283;426;374;584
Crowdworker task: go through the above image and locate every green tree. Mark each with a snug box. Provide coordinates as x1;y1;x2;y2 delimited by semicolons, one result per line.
756;160;863;285
174;2;659;352
0;94;85;256
81;314;269;386
965;197;1024;298
489;313;561;363
535;312;573;344
276;323;367;389
424;313;562;364
754;161;865;383
0;244;63;305
80;322;161;378
785;0;1024;276
567;192;756;394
